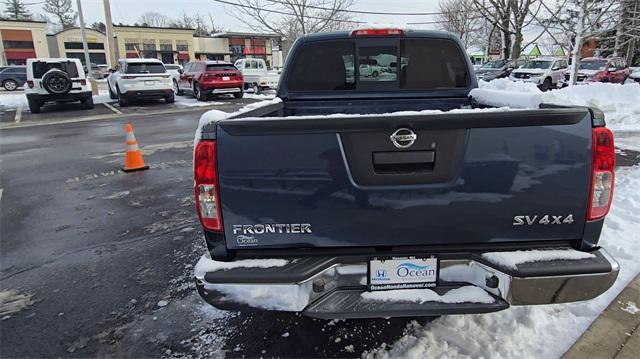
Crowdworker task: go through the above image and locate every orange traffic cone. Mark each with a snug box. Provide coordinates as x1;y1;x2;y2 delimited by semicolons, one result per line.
122;123;149;172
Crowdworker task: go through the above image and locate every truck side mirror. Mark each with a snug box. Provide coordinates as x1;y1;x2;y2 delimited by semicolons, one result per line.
178;69;183;74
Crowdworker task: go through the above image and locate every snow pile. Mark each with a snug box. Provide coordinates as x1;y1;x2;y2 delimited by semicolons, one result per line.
361;286;495;304
476;79;640;131
0;93;28;109
194;254;288;272
540;83;640;131
470;88;541;108
482;249;596;270
478;78;541;93
364;165;640;359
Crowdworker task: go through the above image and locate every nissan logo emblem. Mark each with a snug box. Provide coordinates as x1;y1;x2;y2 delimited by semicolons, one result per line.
390;128;417;149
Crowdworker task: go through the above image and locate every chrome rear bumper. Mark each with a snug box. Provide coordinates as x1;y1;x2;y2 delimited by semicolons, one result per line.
194;248;619;319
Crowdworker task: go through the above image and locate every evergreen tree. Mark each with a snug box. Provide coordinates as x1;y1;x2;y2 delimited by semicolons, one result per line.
2;0;33;20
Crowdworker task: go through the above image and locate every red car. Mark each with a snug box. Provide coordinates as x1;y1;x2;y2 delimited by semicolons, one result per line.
562;57;630;85
176;61;244;100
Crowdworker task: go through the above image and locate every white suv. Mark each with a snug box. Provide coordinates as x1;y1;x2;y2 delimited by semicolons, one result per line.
25;58;93;113
509;57;568;91
107;58;174;107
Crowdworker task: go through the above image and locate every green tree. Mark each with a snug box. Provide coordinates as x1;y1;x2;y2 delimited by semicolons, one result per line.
2;0;33;20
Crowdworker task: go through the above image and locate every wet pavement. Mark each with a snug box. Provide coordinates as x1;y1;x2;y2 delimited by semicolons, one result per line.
1;106;639;358
0;105;430;358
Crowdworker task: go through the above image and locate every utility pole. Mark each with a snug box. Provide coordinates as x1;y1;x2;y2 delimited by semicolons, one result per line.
76;0;98;95
103;0;117;68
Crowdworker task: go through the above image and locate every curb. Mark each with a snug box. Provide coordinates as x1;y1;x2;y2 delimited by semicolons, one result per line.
563;273;640;359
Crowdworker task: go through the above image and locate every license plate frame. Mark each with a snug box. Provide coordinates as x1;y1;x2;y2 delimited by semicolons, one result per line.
367;256;439;291
222;76;230;81
144;80;154;86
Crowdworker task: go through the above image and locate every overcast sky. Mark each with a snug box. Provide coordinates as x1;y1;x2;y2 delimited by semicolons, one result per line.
26;0;443;32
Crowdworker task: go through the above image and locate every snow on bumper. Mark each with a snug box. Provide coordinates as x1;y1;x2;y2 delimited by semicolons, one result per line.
193;248;619;318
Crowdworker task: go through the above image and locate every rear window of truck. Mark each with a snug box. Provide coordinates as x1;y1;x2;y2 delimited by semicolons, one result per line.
125;63;166;74
32;61;79;78
287;38;469;91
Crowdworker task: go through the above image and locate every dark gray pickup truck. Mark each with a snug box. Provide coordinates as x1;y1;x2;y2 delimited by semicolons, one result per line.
192;28;618;319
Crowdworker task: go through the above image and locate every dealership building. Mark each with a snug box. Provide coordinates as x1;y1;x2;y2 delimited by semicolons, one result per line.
0;20;280;67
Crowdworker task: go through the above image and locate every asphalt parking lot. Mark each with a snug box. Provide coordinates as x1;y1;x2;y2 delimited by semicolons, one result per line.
0;102;440;358
2;92;640;358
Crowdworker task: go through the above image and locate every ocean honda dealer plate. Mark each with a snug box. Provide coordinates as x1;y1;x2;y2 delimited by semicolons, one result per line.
368;257;439;291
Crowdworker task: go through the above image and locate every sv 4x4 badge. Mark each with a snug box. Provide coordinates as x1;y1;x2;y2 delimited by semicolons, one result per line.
513;214;574;226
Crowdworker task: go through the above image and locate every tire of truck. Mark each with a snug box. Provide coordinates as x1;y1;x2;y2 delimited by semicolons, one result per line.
108;84;117;100
81;95;94;109
372;71;379;78
234;91;244;99
27;97;41;113
117;87;129;107
165;92;175;103
194;83;207;101
3;79;18;91
42;69;72;95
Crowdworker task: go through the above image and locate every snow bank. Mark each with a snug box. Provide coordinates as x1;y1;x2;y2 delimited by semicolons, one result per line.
477;79;640;131
361;286;495;305
541;83;640;131
194;255;288;272
364;165;640;359
482;249;596;270
0;93;28;109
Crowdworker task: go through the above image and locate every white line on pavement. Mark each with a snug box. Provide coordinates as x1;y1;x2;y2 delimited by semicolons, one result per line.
103;102;123;115
14;106;22;123
0;188;3;202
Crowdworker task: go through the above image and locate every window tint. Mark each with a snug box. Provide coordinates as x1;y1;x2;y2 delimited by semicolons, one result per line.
287;40;355;91
4;67;25;74
244;61;250;69
206;64;236;71
126;62;166;74
32;61;79;78
258;61;264;69
400;39;469;89
358;46;397;82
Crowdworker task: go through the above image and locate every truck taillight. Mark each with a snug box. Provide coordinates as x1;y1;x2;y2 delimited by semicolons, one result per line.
351;28;404;36
194;140;223;232
80;79;86;85
588;127;615;220
27;80;34;88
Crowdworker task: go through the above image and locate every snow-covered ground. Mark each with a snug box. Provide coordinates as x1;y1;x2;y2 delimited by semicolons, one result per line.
365;165;640;359
0;90;114;109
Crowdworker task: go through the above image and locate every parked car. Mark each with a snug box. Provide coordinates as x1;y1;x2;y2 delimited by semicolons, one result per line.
233;58;272;92
107;58;174;107
193;28;618;319
0;66;27;91
560;57;630;86
475;59;526;81
177;60;243;100
97;64;109;78
509;57;568;90
163;63;183;93
629;69;640;83
24;58;93;113
83;63;106;79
